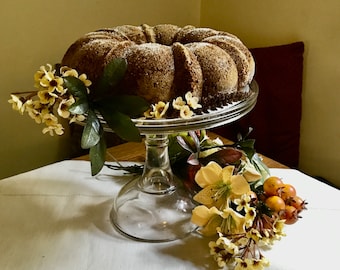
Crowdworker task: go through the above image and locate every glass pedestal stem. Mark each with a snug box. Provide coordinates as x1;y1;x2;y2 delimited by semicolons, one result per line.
139;134;176;194
110;134;196;242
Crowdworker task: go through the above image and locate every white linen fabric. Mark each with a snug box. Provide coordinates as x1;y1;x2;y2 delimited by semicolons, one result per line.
0;160;339;270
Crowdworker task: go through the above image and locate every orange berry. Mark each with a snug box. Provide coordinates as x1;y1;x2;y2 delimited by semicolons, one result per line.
263;176;284;196
265;195;286;213
279;184;297;201
282;205;299;224
286;195;307;212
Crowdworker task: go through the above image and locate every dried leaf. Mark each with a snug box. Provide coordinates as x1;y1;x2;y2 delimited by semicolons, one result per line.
200;148;243;166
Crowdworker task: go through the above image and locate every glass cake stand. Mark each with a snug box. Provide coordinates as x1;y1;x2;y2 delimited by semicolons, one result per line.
109;81;258;242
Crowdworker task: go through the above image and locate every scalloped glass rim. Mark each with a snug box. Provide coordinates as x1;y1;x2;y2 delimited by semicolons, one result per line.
97;80;258;134
134;80;258;134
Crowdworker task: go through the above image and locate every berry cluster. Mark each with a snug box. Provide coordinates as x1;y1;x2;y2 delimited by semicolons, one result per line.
262;176;307;224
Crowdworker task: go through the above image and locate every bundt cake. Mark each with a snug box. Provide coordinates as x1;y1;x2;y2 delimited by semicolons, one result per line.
61;24;255;113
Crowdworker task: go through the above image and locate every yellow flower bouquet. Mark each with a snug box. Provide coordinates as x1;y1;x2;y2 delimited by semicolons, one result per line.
168;130;307;269
9;60;150;175
8;60;203;175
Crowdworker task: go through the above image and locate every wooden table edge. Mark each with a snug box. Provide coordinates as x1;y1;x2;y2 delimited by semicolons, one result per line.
74;132;288;169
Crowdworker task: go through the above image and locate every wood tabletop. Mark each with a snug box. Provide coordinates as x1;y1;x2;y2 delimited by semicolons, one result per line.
75;132;288;169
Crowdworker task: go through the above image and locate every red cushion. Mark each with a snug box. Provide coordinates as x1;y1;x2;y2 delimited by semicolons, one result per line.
213;42;304;168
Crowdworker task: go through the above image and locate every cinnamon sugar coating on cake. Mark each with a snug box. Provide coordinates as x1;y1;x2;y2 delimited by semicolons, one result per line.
185;42;238;97
61;24;255;112
172;42;203;99
121;43;175;104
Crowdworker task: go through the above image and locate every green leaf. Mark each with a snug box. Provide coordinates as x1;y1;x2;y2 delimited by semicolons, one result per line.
236;139;256;159
89;136;106;176
96;95;149;117
238;138;256;149
68;98;89;114
63;76;88;100
81;110;101;149
95;58;127;95
100;108;141;142
168;134;191;165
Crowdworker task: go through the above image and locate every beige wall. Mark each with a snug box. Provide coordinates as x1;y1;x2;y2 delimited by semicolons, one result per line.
201;0;340;187
0;0;200;179
2;0;339;188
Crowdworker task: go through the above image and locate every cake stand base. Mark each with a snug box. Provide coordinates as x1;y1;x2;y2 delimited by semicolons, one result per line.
110;134;196;242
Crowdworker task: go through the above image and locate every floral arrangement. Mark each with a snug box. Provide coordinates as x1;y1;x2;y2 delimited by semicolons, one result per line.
9;59;149;175
9;61;307;269
8;59;203;175
169;130;307;269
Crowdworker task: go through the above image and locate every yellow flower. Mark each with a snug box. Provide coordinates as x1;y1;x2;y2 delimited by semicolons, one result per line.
215;233;239;255
42;112;64;136
57;96;75;119
60;66;79;77
69;114;86;124
191;204;247;236
152;101;169;118
34;64;53;88
191;205;221;236
179;105;194;119
235;257;270;270
273;219;286;236
185;91;202;109
25;100;44;124
42;111;58;126
209;234;239;268
172;93;200;118
195;161;222;188
209;240;229;268
220;207;247;235
172;96;186;110
78;73;92;87
8;95;25;114
39;72;65;95
143;108;155;118
193;162;251;208
244;206;257;228
247;228;262;243
11;64;93;138
60;66;92;87
34;64;65;95
37;90;56;105
42;123;64;136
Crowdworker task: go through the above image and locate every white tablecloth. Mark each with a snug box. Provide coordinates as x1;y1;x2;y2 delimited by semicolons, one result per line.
0;160;339;270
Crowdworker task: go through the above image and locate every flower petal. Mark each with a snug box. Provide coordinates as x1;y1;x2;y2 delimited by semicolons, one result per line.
230;175;251;196
221;207;247;234
192;205;222;236
193;185;220;206
191;205;220;226
195;161;222;188
221;165;234;185
179;105;193;119
199;214;222;236
242;163;262;182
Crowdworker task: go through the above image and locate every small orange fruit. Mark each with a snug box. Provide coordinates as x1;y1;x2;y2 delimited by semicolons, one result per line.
282;205;299;224
263;176;284;196
265;195;286;213
279;184;297;201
